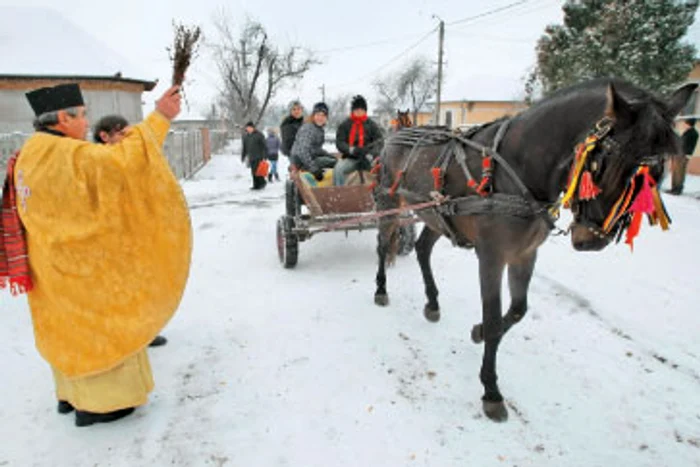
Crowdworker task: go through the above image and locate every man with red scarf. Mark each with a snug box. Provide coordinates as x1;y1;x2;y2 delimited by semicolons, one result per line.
333;95;384;185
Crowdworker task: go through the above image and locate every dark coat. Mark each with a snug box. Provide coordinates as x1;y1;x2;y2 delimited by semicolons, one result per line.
335;117;384;159
682;126;698;155
242;130;266;163
280;115;304;156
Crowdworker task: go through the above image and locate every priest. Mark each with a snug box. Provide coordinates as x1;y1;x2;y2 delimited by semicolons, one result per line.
0;83;192;427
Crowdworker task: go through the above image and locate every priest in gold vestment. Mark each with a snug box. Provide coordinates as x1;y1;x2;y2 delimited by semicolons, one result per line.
0;83;192;427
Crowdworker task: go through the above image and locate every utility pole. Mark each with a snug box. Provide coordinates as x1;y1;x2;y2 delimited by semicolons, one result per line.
319;84;326;102
435;19;445;126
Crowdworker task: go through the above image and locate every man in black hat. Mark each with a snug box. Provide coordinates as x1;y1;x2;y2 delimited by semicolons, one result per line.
241;120;268;190
5;82;192;427
669;117;698;194
334;95;384;185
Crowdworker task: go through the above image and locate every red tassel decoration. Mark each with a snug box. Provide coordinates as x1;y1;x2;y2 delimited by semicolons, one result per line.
625;211;644;251
630;170;655;215
389;170;403;197
431;167;443;191
578;171;602;200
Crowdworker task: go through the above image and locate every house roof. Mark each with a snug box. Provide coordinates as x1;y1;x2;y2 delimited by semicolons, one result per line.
0;6;156;90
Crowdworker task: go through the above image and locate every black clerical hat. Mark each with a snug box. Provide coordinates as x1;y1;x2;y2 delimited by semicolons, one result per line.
26;83;85;116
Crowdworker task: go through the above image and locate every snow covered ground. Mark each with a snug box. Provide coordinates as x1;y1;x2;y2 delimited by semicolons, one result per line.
1;147;699;467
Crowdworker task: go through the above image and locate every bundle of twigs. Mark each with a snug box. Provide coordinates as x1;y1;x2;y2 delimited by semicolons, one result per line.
169;22;202;86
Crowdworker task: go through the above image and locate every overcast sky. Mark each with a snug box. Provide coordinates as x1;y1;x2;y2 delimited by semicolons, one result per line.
2;0;700;118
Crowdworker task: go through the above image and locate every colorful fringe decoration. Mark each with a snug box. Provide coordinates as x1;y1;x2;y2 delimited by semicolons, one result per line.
562;135;597;208
578;171;602;200
624;167;656;251
0;152;34;295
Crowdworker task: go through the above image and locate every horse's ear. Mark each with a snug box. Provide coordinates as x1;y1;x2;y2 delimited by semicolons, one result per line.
604;83;633;122
665;83;698;119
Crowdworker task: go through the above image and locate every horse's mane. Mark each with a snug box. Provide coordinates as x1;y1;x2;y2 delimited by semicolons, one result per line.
526;78;678;178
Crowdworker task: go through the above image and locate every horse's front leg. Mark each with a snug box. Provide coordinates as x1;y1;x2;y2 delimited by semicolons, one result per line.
476;247;508;421
415;225;442;322
472;250;537;343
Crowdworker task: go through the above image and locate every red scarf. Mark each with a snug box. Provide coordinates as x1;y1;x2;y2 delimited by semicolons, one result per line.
349;114;368;148
0;152;33;295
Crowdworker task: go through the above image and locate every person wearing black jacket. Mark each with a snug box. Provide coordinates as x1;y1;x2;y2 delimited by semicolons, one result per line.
333;95;384;185
670;117;698;194
280;101;304;157
242;121;267;190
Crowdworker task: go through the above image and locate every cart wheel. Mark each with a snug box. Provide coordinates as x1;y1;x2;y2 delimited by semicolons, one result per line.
277;215;299;268
285;180;300;216
397;222;416;256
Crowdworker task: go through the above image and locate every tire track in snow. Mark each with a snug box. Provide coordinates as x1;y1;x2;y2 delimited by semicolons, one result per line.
536;274;700;386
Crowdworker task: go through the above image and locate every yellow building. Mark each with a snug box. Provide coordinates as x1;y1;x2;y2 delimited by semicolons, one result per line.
415;99;528;128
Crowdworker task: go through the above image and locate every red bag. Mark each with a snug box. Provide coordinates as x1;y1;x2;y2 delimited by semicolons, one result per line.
255;160;270;177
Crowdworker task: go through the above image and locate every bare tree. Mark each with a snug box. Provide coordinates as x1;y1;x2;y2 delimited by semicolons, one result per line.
326;94;352;131
210;14;320;128
373;56;436;123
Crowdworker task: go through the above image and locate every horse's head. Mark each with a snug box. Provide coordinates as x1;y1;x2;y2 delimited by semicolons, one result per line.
397;109;413;129
569;81;697;251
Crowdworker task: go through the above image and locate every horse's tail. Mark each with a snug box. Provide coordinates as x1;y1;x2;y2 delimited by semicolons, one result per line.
375;163;402;266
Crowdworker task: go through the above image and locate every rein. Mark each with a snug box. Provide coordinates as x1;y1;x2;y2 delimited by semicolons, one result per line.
551;117;672;249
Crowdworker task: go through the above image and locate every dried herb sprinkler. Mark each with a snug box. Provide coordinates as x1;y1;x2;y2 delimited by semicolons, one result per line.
169;22;202;87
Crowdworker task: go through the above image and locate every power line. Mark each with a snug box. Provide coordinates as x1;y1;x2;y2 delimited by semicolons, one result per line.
447;0;530;26
330;26;438;90
316;31;432;54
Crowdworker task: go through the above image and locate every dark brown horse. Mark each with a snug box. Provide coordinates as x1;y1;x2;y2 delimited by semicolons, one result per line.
373;78;696;421
396;109;413;129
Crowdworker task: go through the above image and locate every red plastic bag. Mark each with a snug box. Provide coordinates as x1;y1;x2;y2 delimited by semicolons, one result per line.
255;160;270;177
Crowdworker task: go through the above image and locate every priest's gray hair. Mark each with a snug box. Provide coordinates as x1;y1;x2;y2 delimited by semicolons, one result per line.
33;107;82;130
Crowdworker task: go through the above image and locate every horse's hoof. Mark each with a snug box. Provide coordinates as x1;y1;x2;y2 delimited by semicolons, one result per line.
424;306;440;322
375;294;389;307
482;401;508;422
471;324;484;344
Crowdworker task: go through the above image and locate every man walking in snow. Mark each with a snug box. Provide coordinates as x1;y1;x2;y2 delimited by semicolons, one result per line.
242;121;267;190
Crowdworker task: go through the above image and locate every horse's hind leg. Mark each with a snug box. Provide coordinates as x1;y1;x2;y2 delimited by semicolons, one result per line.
416;225;442;322
472;251;536;344
476;247;508;421
374;222;392;306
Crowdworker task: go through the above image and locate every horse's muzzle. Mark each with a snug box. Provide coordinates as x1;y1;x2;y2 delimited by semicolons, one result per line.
570;223;610;251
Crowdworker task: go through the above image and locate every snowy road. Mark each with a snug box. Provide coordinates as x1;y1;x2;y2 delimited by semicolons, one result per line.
1;149;699;467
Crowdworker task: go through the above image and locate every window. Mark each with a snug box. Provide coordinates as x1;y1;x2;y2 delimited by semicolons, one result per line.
445;110;453;129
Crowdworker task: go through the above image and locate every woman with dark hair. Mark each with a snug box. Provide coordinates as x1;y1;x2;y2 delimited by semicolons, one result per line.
93;115;129;144
290;102;336;181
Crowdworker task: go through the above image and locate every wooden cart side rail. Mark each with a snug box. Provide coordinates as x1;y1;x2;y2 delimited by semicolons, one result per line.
291;171;323;216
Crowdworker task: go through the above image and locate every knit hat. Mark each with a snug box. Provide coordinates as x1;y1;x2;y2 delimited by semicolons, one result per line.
351;95;367;112
312;102;329;115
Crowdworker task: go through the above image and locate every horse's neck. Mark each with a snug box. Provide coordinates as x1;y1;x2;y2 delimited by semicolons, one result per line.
500;99;604;202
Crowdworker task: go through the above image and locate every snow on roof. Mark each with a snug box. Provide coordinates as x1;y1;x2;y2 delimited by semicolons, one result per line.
0;6;152;83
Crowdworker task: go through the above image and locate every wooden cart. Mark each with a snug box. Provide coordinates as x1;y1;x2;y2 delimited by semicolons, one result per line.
276;171;416;268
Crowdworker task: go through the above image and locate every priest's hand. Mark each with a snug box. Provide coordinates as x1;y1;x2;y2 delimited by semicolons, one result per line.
156;85;182;121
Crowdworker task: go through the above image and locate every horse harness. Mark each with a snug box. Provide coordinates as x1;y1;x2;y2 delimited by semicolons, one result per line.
379;119;559;246
376;116;672;249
